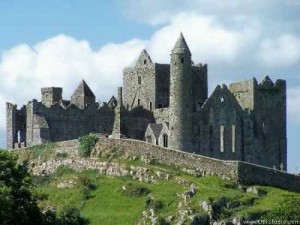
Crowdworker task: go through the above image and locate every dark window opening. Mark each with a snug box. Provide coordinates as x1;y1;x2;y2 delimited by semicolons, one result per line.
163;134;168;148
156;139;159;145
192;104;196;112
150;102;153;111
181;57;184;63
138;76;141;85
147;136;152;143
144;59;147;64
138;99;140;105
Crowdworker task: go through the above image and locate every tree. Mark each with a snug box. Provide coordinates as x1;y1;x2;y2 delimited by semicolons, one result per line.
0;149;45;225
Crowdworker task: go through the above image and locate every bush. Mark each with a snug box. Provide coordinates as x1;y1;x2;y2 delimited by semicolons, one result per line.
58;207;89;225
0;150;46;225
78;175;97;200
122;183;150;197
157;217;170;225
145;197;164;211
78;135;99;157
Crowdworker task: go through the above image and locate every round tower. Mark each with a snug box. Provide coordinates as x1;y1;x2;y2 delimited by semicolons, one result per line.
169;33;193;151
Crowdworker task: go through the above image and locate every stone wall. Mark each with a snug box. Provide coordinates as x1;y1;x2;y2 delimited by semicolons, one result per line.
237;162;300;193
15;138;300;192
94;138;239;180
94;138;300;192
31;101;114;144
123;50;156;111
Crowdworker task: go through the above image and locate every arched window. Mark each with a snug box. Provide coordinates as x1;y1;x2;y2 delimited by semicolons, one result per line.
163;134;168;148
232;125;236;153
220;125;224;152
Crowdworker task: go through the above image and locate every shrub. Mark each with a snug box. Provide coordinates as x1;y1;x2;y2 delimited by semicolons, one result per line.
122;183;150;197
145;197;164;211
78;135;99;157
58;207;89;225
157;217;170;225
78;175;97;200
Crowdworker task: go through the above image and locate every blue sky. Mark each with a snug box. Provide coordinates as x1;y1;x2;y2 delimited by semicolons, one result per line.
0;0;299;172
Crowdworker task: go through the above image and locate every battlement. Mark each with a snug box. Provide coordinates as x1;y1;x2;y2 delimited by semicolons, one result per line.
257;76;286;91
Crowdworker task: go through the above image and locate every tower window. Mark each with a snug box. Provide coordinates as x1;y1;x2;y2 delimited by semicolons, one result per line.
150;102;153;111
181;58;184;63
144;59;147;65
220;125;224;152
147;136;152;143
232;125;236;153
138;76;141;85
138;99;140;105
163;134;168;148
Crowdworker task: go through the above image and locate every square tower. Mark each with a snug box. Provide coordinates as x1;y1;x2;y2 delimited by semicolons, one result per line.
41;87;62;107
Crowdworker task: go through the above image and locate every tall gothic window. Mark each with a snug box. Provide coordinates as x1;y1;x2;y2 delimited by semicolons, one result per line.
232;125;236;153
220;125;224;152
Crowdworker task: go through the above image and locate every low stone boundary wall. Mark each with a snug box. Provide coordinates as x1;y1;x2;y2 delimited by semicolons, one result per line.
16;137;300;192
237;162;300;192
94;138;239;180
95;138;300;192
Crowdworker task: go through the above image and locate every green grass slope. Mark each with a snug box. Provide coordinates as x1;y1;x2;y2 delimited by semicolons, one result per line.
32;164;300;224
15;140;300;224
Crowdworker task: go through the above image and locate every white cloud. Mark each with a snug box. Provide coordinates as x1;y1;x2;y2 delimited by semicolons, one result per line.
147;13;260;64
0;13;261;136
287;86;300;123
119;0;300;27
0;34;146;132
257;34;300;67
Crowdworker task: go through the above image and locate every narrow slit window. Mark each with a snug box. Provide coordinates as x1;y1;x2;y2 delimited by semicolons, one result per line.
232;125;236;153
138;76;141;85
138;99;140;105
220;125;224;152
150;102;152;111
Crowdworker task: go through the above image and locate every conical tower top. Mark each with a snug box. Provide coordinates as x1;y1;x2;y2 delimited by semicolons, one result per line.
72;79;95;97
171;32;191;55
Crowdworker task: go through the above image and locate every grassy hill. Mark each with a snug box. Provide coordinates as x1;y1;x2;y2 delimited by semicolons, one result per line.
14;138;300;224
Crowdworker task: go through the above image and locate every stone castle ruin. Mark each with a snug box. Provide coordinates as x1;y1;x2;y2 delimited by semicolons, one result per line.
6;33;287;170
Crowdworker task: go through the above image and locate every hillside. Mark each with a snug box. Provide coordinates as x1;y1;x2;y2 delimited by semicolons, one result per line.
14;136;300;225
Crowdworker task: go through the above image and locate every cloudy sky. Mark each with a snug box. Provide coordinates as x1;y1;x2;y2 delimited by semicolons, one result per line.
0;0;299;172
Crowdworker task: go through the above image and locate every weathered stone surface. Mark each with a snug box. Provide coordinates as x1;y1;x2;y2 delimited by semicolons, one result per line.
6;33;286;174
